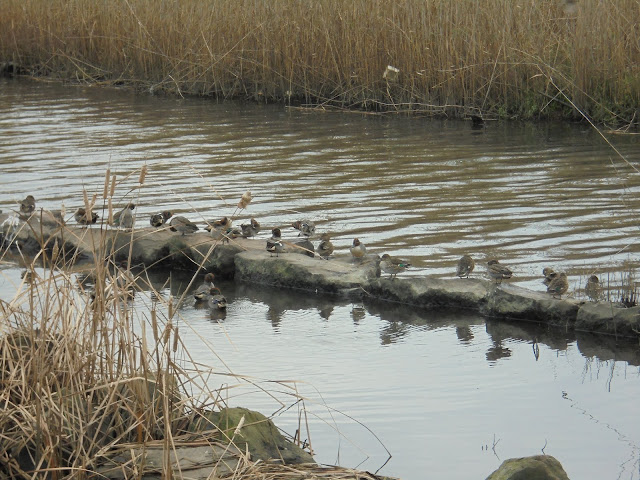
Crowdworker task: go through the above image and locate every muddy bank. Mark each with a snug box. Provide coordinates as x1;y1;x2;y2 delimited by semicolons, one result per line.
2;215;639;340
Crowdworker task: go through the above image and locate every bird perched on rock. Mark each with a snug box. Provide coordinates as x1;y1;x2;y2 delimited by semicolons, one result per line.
456;255;475;278
584;275;602;302
18;195;36;219
74;207;99;226
266;227;284;257
241;218;260;238
294;238;315;257
206;217;232;240
542;267;558;286
112;203;135;229
150;210;173;227
547;272;569;298
292;219;315;237
380;253;411;279
170;216;198;236
487;259;513;284
207;287;227;310
316;233;334;259
193;273;216;302
350;238;367;261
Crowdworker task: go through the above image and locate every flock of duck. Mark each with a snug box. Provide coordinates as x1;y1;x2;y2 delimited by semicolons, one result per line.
5;195;604;306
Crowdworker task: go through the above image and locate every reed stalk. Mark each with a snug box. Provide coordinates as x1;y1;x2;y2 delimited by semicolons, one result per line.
0;0;638;124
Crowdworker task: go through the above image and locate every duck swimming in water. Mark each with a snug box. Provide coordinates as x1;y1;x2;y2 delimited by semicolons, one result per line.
207;287;227;310
193;273;216;302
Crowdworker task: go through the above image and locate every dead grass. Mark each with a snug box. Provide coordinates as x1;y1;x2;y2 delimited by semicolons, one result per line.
1;0;639;124
0;167;324;479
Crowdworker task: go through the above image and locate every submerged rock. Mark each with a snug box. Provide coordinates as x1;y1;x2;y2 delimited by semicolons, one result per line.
485;455;569;480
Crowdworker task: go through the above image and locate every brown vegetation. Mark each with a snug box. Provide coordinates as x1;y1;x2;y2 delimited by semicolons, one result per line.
1;0;639;124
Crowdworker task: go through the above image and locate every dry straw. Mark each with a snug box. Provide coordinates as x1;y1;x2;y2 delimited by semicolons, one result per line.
0;0;638;124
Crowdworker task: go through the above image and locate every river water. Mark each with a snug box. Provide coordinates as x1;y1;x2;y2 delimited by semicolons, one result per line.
1;79;640;479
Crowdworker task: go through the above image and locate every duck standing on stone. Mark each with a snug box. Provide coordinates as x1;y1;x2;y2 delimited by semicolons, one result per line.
456;255;475;278
294;238;315;257
193;273;216;302
112;203;135;229
350;238;367;262
380;253;411;279
584;274;602;302
542;267;557;286
292;219;315;237
266;227;284;257
19;195;36;219
241;218;261;238
547;272;569;298
207;287;227;310
169;215;198;235
74;207;99;226
206;216;232;239
150;210;173;227
317;233;334;259
487;259;513;284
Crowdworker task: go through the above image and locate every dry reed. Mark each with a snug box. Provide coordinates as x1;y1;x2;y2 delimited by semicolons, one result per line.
0;167;326;479
1;0;638;124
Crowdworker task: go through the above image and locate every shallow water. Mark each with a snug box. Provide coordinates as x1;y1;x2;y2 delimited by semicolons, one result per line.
1;79;640;479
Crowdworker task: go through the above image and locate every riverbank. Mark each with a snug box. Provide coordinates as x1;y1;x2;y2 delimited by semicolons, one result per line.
1;0;639;125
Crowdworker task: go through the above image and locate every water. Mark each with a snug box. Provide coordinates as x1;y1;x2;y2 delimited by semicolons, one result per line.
1;78;640;479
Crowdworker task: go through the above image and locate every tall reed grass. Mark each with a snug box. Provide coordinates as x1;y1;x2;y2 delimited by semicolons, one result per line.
1;0;638;124
0;168;317;478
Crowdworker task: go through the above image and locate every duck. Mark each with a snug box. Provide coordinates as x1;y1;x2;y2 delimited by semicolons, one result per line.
316;233;334;258
74;207;99;226
456;254;475;278
241;218;261;238
380;253;411;279
207;287;227;310
292;219;316;237
169;216;198;236
150;210;173;227
487;259;513;284
542;267;558;286
266;227;284;257
294;238;315;257
193;273;216;302
350;238;367;261
547;272;569;298
205;216;231;232
584;274;602;302
112;203;135;229
18;195;36;219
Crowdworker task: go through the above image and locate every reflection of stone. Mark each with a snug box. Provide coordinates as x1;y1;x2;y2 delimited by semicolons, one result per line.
380;321;410;345
351;304;366;325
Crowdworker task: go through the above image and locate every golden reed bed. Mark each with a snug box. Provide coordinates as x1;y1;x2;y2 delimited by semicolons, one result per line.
1;0;639;124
